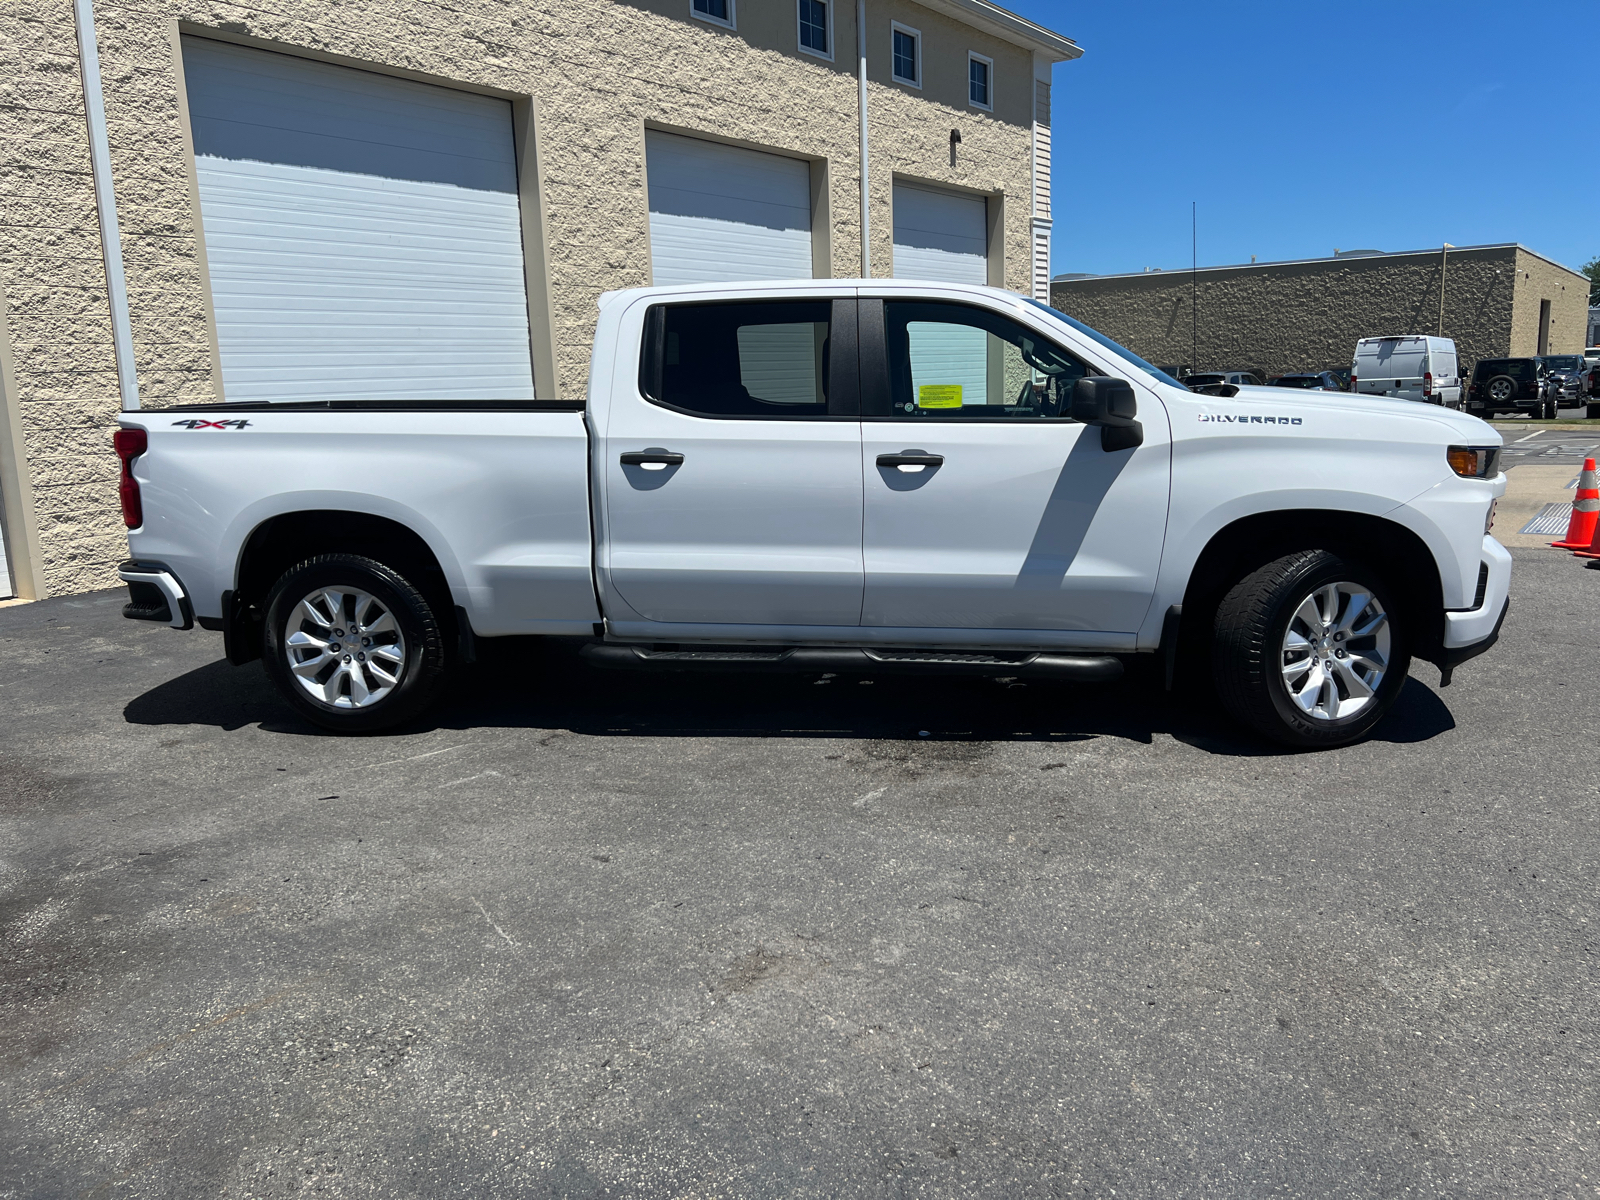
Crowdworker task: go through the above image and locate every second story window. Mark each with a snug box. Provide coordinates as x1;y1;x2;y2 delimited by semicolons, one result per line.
798;0;830;58
692;0;734;29
968;52;992;109
891;23;920;87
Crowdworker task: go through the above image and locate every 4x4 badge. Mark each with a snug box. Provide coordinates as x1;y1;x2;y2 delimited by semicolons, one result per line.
171;419;251;429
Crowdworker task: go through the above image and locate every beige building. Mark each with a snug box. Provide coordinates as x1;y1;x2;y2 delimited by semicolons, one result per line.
1050;243;1590;380
0;0;1079;601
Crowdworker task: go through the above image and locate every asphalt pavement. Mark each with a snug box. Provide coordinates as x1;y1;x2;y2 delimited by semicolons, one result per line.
1494;426;1600;470
2;547;1597;1198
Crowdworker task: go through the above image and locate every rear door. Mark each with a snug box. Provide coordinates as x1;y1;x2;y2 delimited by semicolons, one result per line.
599;296;864;628
857;297;1170;637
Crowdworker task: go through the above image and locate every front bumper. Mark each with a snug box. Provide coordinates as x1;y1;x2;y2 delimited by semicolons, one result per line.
118;559;193;630
1433;535;1510;686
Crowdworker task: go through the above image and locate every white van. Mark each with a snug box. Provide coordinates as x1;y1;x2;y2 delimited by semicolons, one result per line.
1351;335;1461;407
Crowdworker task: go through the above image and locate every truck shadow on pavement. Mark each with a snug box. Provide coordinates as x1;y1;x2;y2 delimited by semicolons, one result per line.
123;638;1457;756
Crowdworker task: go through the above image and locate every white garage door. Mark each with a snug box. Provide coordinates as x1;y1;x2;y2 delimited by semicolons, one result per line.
182;38;535;402
0;509;12;599
646;132;813;286
892;183;988;284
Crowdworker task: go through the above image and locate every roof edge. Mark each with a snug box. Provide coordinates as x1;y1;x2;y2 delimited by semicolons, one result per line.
1052;242;1594;285
914;0;1083;61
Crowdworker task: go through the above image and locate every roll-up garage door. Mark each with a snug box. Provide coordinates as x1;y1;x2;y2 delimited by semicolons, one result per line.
182;37;535;402
0;507;13;599
892;183;988;284
646;132;813;286
893;183;990;398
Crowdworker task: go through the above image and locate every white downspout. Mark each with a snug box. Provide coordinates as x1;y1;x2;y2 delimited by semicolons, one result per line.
857;0;871;278
74;0;139;411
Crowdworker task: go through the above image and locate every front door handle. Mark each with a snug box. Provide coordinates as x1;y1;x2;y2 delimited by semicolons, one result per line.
620;449;684;471
877;452;944;472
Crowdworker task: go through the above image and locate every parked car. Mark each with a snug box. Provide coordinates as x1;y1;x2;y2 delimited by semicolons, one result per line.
1351;335;1461;407
113;280;1510;748
1466;357;1553;418
1539;355;1586;404
1269;372;1345;391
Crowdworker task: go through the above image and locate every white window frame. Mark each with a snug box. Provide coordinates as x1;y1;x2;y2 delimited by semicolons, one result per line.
691;0;735;31
967;51;994;111
890;21;921;88
796;0;832;61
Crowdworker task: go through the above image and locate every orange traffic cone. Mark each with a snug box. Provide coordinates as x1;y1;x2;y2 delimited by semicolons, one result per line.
1553;457;1599;549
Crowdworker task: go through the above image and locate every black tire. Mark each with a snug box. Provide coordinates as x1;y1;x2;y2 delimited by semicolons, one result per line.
1212;550;1411;748
262;554;445;733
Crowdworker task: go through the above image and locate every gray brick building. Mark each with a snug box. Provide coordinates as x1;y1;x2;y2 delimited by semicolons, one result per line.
1050;243;1589;381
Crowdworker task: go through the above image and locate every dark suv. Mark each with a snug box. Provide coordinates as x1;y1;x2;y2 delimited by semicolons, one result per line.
1467;358;1551;418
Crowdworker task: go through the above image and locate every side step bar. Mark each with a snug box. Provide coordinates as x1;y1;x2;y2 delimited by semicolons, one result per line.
580;643;1122;682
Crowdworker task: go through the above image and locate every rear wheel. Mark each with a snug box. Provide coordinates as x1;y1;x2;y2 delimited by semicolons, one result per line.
262;554;445;733
1486;376;1517;406
1213;550;1410;748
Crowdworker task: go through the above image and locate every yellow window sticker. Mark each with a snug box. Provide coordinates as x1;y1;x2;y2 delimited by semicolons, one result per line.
917;384;963;409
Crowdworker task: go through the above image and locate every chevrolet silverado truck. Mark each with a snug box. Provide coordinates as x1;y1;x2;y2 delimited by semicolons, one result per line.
112;280;1511;747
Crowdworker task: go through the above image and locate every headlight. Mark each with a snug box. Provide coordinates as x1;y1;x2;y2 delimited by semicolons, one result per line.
1448;446;1501;478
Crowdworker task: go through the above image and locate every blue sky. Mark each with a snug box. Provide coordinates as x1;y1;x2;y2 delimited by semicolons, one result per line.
1010;0;1598;278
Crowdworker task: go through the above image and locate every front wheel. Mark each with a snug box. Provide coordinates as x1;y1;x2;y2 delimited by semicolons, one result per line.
1212;550;1410;748
262;554;445;733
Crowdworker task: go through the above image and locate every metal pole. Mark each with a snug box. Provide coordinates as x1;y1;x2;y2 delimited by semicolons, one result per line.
73;0;139;410
857;0;871;278
1191;201;1197;372
1438;243;1452;337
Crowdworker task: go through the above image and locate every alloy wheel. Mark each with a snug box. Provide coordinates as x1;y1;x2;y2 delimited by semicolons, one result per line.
1279;581;1391;722
283;586;407;708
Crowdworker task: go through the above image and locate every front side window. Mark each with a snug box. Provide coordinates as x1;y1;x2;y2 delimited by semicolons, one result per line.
968;54;992;108
692;0;733;28
892;25;920;86
879;301;1095;421
799;0;829;56
641;301;833;418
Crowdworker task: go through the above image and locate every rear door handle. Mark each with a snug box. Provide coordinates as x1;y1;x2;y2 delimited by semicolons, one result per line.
877;453;944;471
620;450;684;470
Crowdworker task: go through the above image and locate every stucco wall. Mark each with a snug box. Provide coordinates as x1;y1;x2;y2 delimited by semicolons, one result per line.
1510;248;1589;357
0;0;1041;597
1049;246;1587;380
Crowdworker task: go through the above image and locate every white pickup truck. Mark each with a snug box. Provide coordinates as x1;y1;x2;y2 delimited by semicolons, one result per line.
113;280;1511;747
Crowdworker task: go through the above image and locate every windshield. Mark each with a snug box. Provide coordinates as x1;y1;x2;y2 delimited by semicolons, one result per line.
1543;356;1580;371
1274;376;1319;388
1021;298;1190;389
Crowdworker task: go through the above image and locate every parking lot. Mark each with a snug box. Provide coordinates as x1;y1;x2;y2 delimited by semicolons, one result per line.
2;543;1597;1198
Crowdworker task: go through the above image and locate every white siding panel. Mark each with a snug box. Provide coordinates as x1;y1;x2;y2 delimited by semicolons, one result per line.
892;183;987;285
0;510;12;599
183;37;535;401
646;132;813;285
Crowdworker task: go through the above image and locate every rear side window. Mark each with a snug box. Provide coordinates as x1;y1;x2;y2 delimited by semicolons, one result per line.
639;300;834;417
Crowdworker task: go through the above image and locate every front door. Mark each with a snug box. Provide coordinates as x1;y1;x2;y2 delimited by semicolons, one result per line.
859;298;1169;634
600;297;863;627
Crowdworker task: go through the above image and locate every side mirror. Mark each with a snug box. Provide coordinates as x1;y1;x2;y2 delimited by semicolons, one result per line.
1070;377;1143;452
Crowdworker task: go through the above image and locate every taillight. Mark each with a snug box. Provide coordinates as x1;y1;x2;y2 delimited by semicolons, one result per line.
1424;371;1433;397
1350;374;1358;392
113;427;146;529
